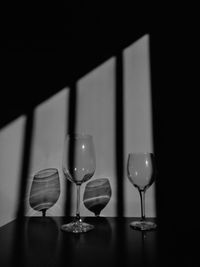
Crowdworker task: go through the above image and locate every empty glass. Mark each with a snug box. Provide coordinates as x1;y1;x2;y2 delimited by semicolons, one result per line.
61;134;96;233
127;153;157;230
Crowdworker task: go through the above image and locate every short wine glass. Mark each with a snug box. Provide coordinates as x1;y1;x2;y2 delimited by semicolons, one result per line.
29;168;60;217
83;178;112;217
61;134;96;233
127;153;157;231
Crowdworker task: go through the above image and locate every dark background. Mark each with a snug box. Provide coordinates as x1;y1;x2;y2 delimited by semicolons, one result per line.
1;2;150;128
1;2;199;264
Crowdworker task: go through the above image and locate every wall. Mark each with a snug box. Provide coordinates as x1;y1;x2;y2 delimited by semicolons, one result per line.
0;34;155;226
0;116;25;226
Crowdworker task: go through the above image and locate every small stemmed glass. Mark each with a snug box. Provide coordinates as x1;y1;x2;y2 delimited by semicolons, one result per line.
61;134;96;233
127;152;157;231
29;168;60;217
83;178;112;217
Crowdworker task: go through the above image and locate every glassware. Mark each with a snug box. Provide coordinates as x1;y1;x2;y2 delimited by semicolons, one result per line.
61;134;96;233
29;168;60;217
127;153;157;230
83;178;112;216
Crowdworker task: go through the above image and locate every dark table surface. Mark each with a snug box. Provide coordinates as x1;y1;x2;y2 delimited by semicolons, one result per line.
0;217;198;267
0;217;159;267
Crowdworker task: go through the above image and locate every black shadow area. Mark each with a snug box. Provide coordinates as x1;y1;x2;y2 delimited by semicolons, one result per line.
64;82;77;216
115;52;124;217
149;32;187;227
16;110;34;218
149;30;200;266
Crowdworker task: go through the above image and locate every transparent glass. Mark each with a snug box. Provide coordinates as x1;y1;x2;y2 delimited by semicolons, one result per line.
61;134;96;233
83;178;112;216
127;153;157;230
29;168;60;217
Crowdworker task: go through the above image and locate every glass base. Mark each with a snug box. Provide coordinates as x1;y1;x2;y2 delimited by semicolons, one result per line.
130;220;157;231
61;220;94;233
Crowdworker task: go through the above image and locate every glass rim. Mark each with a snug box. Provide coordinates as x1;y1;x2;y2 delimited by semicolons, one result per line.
34;168;58;178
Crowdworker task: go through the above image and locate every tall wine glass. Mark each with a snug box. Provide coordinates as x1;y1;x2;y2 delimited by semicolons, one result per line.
29;168;60;217
83;178;112;217
127;153;157;231
61;134;96;233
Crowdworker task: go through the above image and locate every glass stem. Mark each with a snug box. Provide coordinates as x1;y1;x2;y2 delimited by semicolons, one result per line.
42;209;46;217
139;190;146;221
76;184;81;221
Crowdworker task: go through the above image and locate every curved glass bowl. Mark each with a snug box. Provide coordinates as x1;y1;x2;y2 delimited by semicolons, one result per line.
29;168;60;216
83;178;112;216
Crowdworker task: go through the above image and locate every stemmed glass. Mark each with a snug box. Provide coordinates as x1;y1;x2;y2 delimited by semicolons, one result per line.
29;168;60;217
61;134;96;233
83;178;112;217
127;153;157;230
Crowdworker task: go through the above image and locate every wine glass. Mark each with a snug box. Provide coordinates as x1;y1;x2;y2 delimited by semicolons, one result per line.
29;168;60;217
61;134;96;233
127;153;157;230
83;178;112;217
